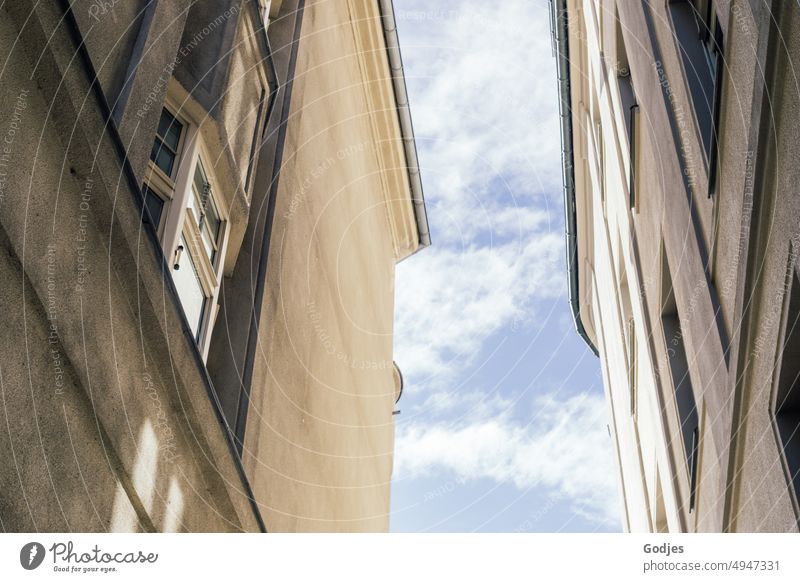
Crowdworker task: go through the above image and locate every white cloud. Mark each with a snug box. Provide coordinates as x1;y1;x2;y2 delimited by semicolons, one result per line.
394;0;570;383
399;0;565;203
390;0;621;530
412;387;515;419
395;392;621;526
394;233;564;384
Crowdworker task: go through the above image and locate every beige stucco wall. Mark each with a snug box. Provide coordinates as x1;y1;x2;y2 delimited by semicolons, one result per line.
241;0;412;532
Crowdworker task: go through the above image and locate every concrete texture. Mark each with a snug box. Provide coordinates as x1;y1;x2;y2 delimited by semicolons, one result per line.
562;0;800;532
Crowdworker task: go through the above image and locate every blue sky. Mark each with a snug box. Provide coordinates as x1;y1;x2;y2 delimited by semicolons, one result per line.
390;0;622;532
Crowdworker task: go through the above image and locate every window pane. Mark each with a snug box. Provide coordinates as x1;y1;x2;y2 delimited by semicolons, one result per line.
660;251;699;511
193;159;207;195
157;109;182;152
203;198;222;264
172;237;206;339
669;0;715;156
205;198;221;239
142;185;164;228
200;228;216;265
619;75;636;142
776;269;800;501
189;158;224;265
189;163;205;217
151;139;175;176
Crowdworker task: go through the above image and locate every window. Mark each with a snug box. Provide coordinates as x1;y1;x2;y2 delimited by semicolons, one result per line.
705;15;724;197
593;115;612;217
619;262;637;417
628;103;640;210
172;235;206;339
151;108;184;177
141;184;165;231
661;251;700;512
245;86;267;192
628;317;637;416
259;0;276;24
615;11;638;209
669;0;725;195
774;264;800;511
615;15;636;135
188;159;223;266
171;152;227;355
142;104;229;357
142;106;187;239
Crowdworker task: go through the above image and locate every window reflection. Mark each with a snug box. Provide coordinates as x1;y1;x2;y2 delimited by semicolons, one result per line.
171;235;206;340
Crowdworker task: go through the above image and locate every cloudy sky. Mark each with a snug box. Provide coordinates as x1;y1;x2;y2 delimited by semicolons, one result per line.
390;0;622;532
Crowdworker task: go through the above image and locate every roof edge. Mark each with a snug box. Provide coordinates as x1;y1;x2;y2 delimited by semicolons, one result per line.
377;0;431;253
551;0;599;356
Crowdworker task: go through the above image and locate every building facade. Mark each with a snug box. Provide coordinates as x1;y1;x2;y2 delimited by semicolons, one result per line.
554;0;800;531
0;0;428;532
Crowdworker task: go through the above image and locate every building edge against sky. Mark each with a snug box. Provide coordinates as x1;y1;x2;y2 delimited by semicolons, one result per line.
553;0;800;532
0;0;428;532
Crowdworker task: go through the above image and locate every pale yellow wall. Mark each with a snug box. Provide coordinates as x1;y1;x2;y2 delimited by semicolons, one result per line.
242;0;408;532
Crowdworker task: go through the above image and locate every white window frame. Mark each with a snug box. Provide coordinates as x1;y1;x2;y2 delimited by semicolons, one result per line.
143;102;189;238
144;100;230;359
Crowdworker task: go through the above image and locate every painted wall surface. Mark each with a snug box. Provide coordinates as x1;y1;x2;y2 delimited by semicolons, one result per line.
242;0;412;532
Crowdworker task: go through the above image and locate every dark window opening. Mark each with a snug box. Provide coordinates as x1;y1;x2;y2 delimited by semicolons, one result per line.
615;11;638;208
142;185;165;230
661;251;700;511
628;317;637;416
628;104;639;209
150;108;183;177
669;0;725;194
245;87;267;194
775;267;800;507
706;17;724;197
